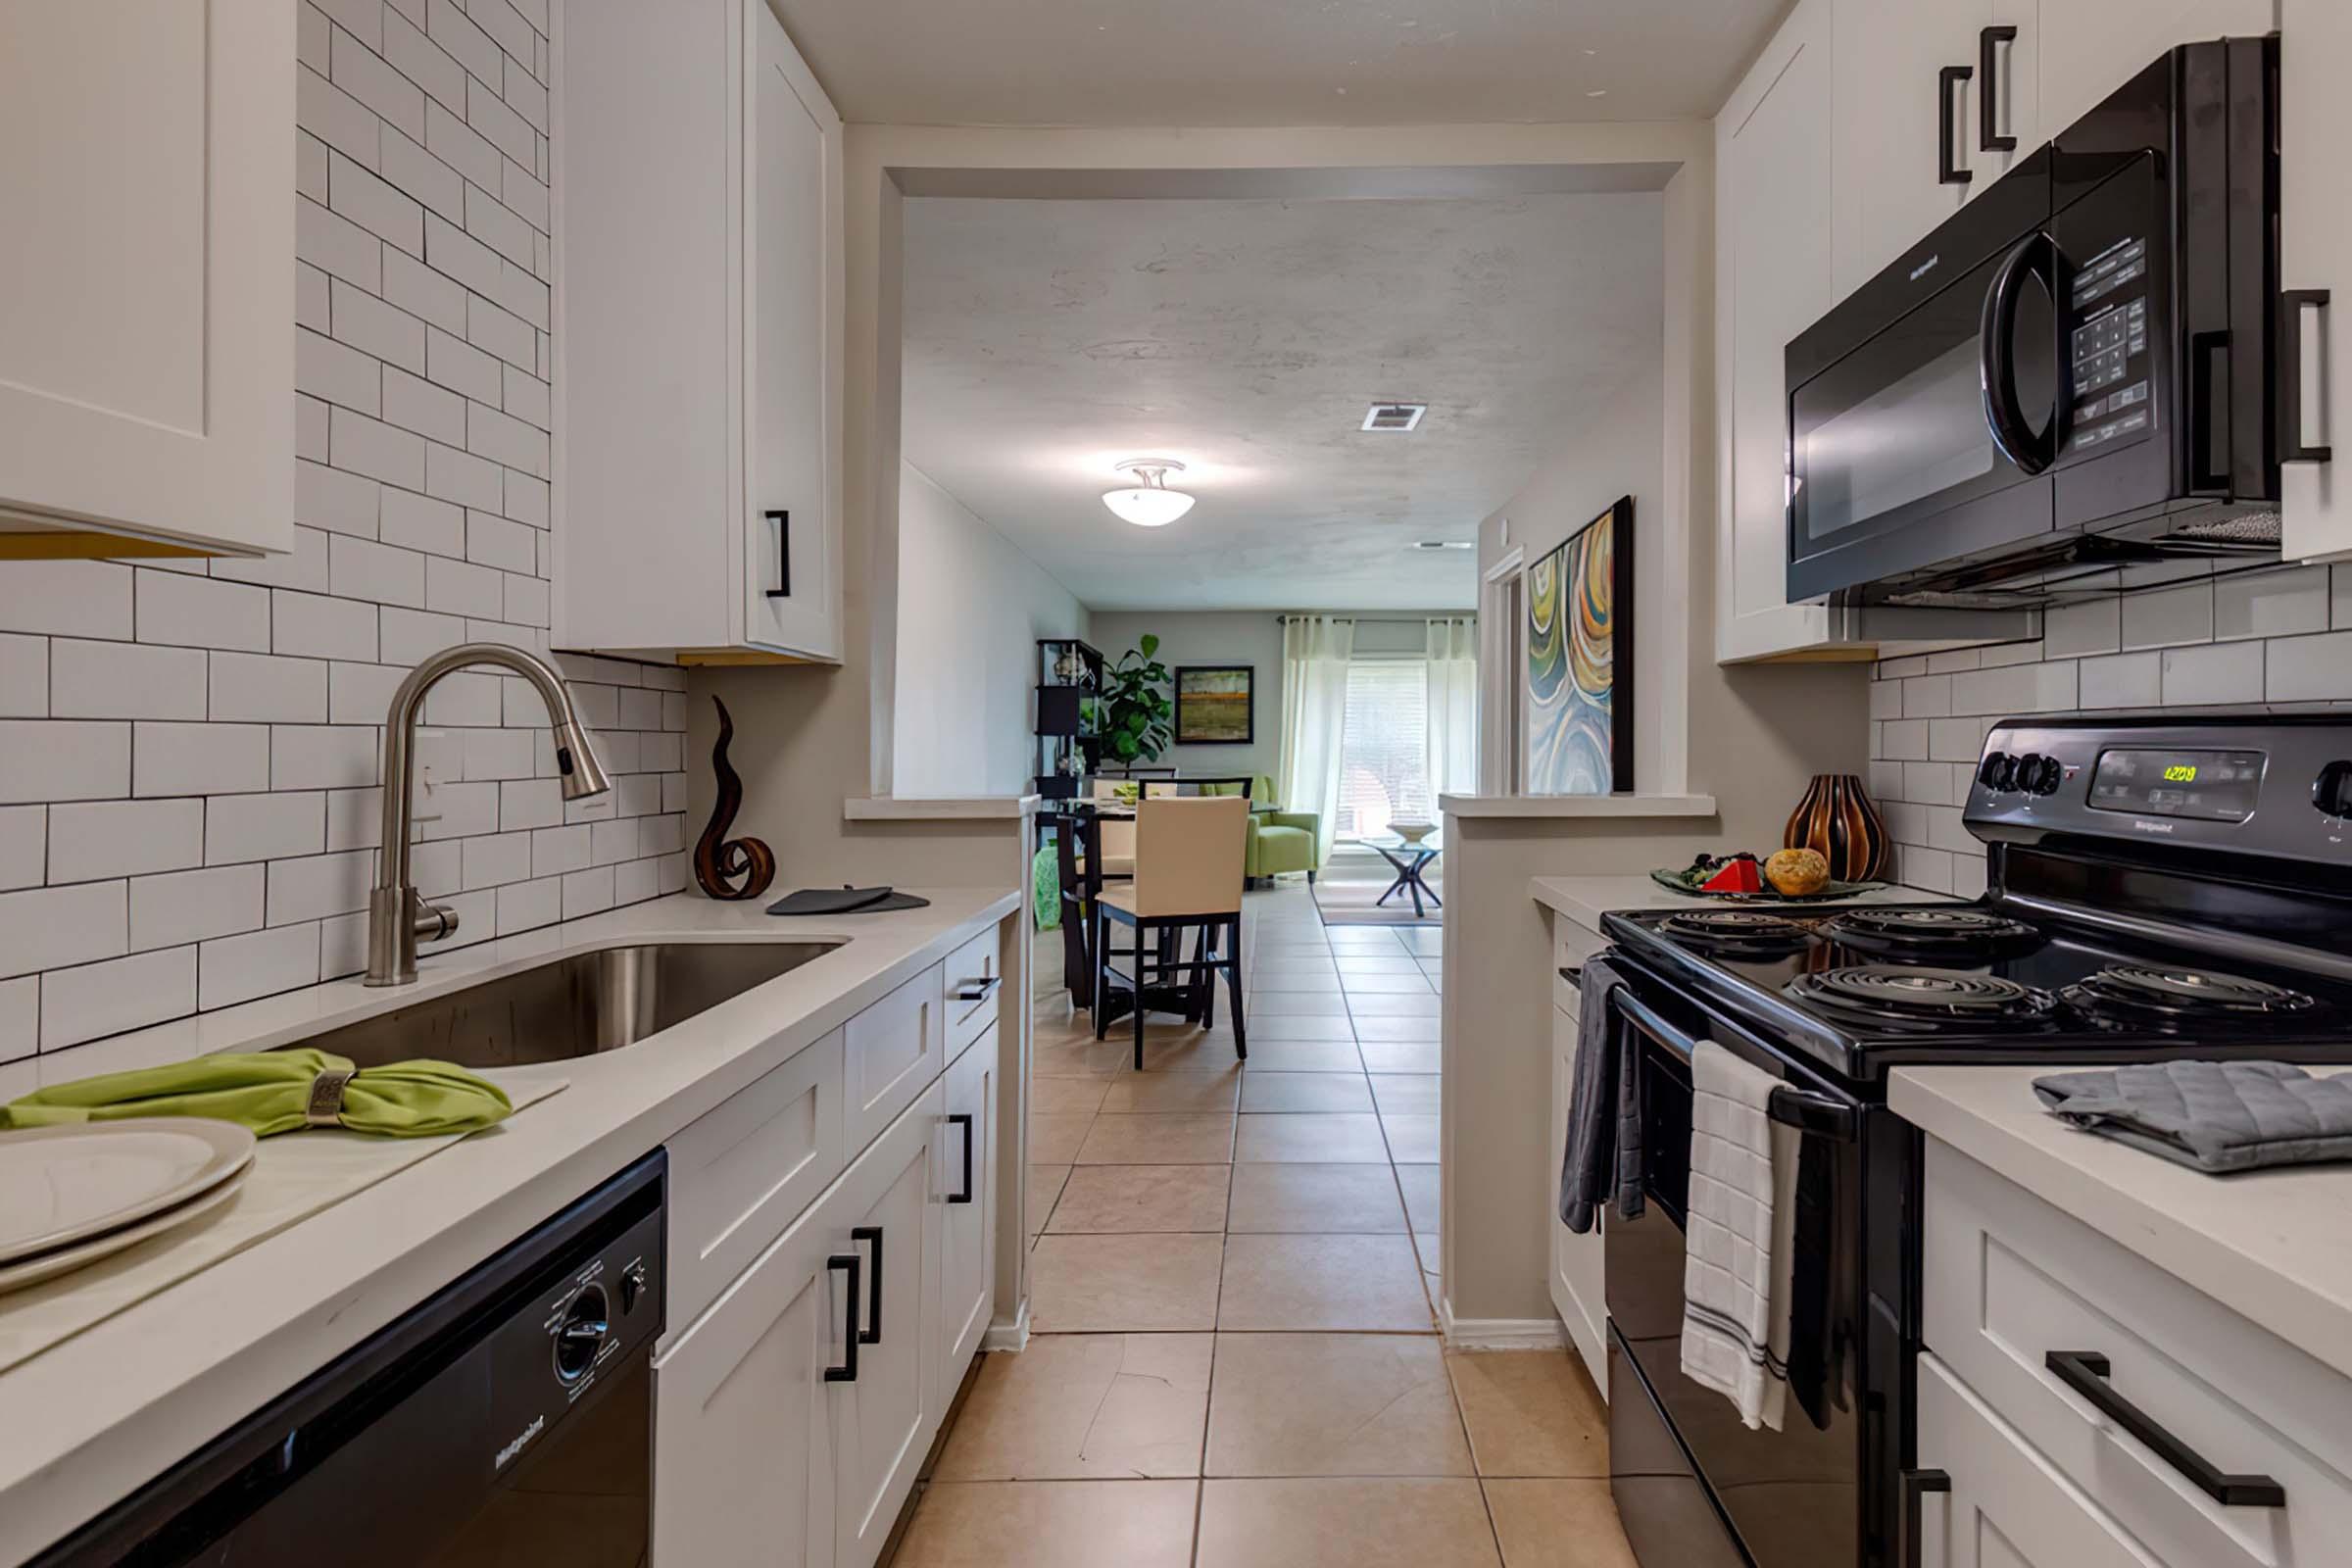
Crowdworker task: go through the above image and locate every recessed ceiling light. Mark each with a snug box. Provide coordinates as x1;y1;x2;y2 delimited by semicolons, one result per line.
1586;89;1608;98
1102;460;1195;527
1362;403;1428;432
1414;540;1475;551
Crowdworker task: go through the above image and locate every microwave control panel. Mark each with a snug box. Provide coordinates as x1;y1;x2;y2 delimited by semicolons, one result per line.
2068;235;2151;451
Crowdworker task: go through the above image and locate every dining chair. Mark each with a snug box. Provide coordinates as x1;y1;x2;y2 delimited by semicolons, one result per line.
1092;796;1250;1069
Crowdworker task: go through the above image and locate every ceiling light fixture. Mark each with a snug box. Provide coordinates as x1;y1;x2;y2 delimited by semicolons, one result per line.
1102;460;1195;527
1362;403;1428;432
1414;540;1475;551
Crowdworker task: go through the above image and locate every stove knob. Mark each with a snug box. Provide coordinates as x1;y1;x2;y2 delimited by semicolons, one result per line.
2012;754;2046;796
2030;756;2065;796
2314;760;2352;819
1979;752;2015;791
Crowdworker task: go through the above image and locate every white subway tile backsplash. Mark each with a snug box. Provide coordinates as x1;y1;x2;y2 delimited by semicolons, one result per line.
47;800;205;885
206;792;327;865
2266;630;2352;702
0;561;133;640
199;923;320;1010
0;21;676;1069
0;881;127;981
2160;640;2266;707
2042;597;2120;660
1901;675;1951;718
211;652;330;724
2078;651;2162;709
2215;565;2329;642
0;721;130;805
41;948;196;1051
0;633;47;716
0;808;43;892
135;571;272;654
2118;581;2213;651
50;639;207;720
270;726;380;792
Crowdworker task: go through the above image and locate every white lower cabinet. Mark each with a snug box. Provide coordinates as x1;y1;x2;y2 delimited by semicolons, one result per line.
1546;913;1607;1394
652;1187;840;1568
1916;1351;2161;1568
935;1029;998;1388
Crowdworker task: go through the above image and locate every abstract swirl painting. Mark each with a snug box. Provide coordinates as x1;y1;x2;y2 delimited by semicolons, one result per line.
1526;496;1635;795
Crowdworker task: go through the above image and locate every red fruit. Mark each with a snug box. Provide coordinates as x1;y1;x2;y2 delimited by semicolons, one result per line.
1701;859;1763;894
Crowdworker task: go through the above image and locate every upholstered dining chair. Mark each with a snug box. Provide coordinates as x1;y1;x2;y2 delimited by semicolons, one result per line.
1092;795;1250;1069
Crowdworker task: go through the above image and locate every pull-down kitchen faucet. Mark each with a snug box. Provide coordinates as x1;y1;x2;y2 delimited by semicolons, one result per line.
366;643;612;986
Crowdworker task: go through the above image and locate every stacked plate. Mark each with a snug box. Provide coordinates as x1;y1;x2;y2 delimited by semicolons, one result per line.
0;1119;256;1295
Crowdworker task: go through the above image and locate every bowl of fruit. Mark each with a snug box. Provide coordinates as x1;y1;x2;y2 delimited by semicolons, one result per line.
1650;849;1883;902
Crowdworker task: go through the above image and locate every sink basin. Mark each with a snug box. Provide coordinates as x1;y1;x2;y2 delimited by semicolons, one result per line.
284;941;846;1070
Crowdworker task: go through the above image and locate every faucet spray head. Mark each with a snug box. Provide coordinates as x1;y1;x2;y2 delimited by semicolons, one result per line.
553;718;613;801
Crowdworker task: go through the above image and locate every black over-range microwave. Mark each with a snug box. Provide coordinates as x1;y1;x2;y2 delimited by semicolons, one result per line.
1786;36;2330;611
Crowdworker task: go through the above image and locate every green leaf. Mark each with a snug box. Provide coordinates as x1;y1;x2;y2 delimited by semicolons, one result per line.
1138;633;1159;658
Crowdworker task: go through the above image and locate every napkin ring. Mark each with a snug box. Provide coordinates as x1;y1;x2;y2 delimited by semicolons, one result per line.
306;1066;356;1128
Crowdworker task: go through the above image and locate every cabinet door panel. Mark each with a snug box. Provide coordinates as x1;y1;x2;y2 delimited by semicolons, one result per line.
937;1028;997;1384
833;1084;943;1568
653;1209;838;1567
2282;0;2352;563
745;0;838;658
1845;1;1982;280
0;0;290;555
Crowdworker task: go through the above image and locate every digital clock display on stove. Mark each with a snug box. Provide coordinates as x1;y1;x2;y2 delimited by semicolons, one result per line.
2088;749;2266;821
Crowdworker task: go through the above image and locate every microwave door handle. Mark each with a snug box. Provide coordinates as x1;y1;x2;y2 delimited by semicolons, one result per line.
1982;232;2060;475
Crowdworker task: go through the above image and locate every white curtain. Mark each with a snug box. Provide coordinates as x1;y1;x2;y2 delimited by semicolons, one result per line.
1275;614;1354;861
1425;616;1478;803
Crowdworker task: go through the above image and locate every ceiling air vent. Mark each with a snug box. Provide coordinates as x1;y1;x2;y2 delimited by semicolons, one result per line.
1361;402;1428;432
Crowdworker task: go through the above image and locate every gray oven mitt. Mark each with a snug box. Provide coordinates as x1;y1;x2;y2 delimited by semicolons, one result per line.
2033;1060;2352;1174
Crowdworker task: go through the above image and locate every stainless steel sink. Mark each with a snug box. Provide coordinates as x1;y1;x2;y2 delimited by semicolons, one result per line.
285;941;845;1069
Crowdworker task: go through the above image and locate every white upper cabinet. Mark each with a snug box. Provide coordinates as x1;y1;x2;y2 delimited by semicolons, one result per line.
1838;1;1984;284
2282;0;2352;564
559;0;844;663
0;1;292;561
1715;0;1848;663
2036;0;2274;142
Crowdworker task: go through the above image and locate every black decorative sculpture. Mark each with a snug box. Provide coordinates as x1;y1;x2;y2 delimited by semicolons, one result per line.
693;696;775;901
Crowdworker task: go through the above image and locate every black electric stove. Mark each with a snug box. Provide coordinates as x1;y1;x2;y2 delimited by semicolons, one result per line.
1591;713;2352;1568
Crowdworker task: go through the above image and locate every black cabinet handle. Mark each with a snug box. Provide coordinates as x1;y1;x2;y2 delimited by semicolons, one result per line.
2045;1351;2286;1507
1938;65;1974;185
823;1252;860;1382
1979;26;2017;152
1900;1468;1949;1568
1558;965;1583;986
764;510;792;598
956;975;1002;1003
949;1112;976;1203
853;1225;883;1345
2281;290;2334;465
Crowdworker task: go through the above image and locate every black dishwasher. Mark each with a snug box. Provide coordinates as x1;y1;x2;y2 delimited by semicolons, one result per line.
34;1153;664;1568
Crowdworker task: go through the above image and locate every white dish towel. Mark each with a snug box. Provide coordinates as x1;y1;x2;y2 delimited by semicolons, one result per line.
1679;1041;1801;1432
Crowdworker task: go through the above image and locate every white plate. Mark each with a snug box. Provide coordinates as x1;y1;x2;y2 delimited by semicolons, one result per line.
0;1169;247;1297
0;1119;257;1266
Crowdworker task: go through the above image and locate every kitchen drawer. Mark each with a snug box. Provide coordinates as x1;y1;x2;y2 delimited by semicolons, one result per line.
845;962;946;1152
1916;1350;2162;1568
1552;914;1605;1015
943;923;1003;1063
665;1028;846;1330
1925;1142;2345;1568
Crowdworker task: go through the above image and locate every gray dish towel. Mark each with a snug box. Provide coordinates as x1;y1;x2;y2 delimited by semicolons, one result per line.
1560;956;1644;1232
2034;1060;2352;1174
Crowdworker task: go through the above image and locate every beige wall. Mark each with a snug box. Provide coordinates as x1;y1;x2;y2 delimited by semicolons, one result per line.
1439;152;1871;1331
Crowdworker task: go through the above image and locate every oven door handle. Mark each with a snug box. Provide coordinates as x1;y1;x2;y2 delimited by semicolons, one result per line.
1610;988;1859;1144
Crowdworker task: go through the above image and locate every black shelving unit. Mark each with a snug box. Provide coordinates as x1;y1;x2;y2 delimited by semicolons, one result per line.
1034;638;1104;801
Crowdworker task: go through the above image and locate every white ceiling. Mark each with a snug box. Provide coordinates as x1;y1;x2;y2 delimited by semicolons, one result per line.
900;192;1665;611
772;0;1789;126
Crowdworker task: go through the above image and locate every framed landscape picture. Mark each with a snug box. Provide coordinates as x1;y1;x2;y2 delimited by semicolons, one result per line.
1525;495;1634;795
1174;665;1253;745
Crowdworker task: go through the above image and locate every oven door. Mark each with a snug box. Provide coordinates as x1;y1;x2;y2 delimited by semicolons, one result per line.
1602;974;1868;1568
1786;192;2063;604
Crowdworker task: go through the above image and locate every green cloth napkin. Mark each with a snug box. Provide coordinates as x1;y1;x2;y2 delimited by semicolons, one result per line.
0;1049;514;1139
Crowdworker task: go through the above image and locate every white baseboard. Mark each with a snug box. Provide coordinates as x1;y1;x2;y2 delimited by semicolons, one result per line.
1439;1298;1569;1350
980;1298;1030;1352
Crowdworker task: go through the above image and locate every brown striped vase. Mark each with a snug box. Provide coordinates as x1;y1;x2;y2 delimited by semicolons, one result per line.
1784;772;1890;883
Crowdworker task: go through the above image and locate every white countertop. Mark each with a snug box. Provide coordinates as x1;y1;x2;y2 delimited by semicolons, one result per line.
1530;872;1950;931
1892;1064;2352;1385
0;887;1017;1564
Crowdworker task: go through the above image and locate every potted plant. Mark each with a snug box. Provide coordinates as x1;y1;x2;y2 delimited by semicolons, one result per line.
1093;635;1173;767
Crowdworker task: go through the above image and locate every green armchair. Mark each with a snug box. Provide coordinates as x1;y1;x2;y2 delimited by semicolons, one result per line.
1204;775;1321;884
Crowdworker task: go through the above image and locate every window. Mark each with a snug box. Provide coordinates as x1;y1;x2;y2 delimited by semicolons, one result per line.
1337;659;1430;838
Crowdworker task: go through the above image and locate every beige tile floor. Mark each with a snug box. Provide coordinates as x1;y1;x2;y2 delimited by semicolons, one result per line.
889;882;1638;1568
